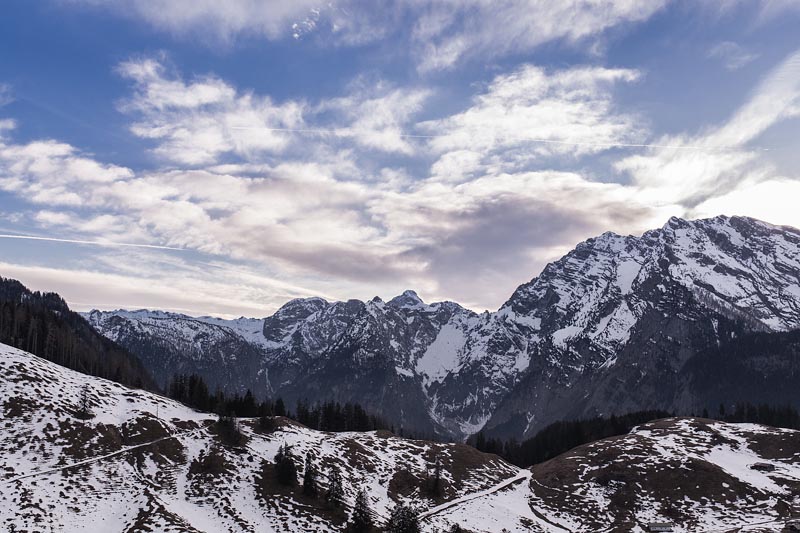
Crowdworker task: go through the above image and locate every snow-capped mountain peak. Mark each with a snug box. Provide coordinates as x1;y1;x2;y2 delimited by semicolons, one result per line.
83;216;800;441
389;289;426;309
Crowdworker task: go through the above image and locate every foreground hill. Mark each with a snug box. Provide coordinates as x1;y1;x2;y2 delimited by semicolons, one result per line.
84;215;800;441
428;417;800;532
3;342;800;532
0;342;515;532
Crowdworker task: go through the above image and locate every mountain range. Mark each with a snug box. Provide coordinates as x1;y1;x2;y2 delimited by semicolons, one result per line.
82;215;800;442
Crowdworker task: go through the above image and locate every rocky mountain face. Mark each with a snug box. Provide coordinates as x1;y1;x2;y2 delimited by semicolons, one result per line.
484;215;800;439
83;215;800;441
84;309;269;395
3;342;799;533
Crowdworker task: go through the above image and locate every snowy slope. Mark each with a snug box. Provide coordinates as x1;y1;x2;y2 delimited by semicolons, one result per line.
3;342;799;532
428;418;800;532
0;342;517;532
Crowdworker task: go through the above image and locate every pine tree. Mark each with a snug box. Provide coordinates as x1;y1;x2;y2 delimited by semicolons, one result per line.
385;503;421;533
348;489;373;533
216;412;245;446
274;444;298;486
257;414;276;433
325;464;345;508
77;384;92;419
429;456;443;496
274;397;286;417
302;450;319;497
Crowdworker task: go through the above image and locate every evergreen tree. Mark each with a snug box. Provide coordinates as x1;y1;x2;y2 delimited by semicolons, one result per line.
429;456;443;496
241;389;257;417
325;464;345;508
348;489;373;533
385;503;421;533
216;413;244;446
77;384;92;419
447;525;464;533
302;450;319;497
274;444;298;486
257;415;276;433
274;397;286;417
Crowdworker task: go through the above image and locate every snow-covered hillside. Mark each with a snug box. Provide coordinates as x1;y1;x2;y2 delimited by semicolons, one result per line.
3;343;799;532
429;417;800;532
0;342;516;532
83;215;800;441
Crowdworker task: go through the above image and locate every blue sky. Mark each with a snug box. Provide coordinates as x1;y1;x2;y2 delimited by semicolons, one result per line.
1;0;800;317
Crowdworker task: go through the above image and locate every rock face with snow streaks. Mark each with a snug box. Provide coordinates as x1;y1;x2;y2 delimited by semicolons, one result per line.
484;215;800;439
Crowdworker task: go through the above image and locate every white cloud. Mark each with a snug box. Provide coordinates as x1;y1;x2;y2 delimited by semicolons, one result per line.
707;41;759;71
0;84;12;107
0;139;133;206
409;0;669;72
118;58;305;165
0;119;16;139
421;65;643;180
741;0;800;23
118;58;433;164
68;0;326;44
68;0;668;71
320;83;432;155
706;0;800;22
616;48;800;207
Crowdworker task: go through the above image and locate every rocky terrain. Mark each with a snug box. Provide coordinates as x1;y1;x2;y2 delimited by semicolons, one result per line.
3;342;800;532
84;215;800;441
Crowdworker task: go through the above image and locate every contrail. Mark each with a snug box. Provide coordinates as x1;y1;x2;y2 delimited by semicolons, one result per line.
0;234;185;251
228;126;759;152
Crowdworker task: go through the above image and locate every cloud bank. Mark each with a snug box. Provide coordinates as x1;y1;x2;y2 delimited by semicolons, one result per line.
3;2;800;316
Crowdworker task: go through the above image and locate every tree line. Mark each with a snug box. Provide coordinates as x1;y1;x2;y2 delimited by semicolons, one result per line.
473;410;671;467
0;277;156;390
708;402;800;428
167;372;390;433
473;404;800;468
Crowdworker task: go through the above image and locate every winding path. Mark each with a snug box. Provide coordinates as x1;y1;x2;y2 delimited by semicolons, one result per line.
1;421;212;486
420;468;533;520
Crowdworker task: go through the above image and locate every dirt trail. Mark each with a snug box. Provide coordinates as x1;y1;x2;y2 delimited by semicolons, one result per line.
1;422;211;486
420;469;533;520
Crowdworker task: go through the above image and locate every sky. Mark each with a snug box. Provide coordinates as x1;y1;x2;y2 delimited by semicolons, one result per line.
1;1;800;318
